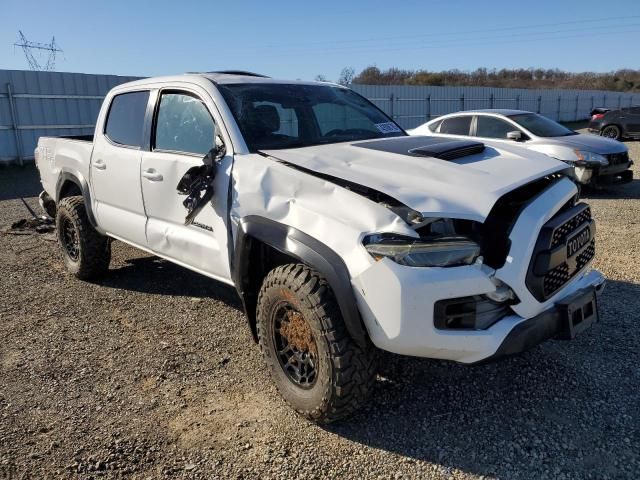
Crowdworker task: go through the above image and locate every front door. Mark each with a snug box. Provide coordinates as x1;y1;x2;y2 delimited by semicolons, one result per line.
140;89;232;281
91;90;150;247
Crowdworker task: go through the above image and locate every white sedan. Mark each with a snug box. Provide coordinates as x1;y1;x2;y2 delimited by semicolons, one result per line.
409;109;632;187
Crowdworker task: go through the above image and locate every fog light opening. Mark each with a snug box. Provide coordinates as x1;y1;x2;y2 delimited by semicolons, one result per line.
434;295;512;331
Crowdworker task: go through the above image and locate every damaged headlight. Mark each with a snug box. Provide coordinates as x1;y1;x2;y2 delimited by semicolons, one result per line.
573;150;608;166
363;234;481;267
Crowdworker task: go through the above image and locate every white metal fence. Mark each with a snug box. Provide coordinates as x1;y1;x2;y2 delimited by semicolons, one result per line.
3;69;640;165
351;84;640;129
0;70;140;165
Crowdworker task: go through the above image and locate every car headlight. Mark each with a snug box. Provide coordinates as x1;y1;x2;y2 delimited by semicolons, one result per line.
573;150;608;166
363;234;481;267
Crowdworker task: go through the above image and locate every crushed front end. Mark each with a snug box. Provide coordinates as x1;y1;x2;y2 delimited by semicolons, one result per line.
353;175;605;364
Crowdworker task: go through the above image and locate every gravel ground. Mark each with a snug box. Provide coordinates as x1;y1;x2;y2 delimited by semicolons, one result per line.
1;132;639;479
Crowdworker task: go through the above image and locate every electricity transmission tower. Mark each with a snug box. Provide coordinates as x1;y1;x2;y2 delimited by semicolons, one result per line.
14;30;63;71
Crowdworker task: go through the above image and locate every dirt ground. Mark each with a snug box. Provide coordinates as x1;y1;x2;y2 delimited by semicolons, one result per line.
1;133;639;479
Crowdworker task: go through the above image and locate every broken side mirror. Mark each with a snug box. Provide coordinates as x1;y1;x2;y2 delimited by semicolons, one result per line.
203;134;227;167
176;135;227;225
506;130;523;142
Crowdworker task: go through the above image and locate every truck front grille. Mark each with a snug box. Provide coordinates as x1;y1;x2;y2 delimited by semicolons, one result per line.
526;203;595;301
543;239;595;297
551;207;591;247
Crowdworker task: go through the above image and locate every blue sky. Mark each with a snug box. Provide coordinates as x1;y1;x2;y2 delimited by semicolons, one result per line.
1;0;639;81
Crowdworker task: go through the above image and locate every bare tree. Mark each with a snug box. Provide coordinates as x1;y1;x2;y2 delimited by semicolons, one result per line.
337;67;355;86
351;66;640;92
314;74;328;82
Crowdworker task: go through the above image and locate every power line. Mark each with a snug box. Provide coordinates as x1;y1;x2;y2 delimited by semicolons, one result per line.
14;30;63;71
261;15;640;50
261;26;640;58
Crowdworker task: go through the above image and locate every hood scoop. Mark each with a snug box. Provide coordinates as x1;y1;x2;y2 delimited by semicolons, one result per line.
355;136;485;160
408;140;485;160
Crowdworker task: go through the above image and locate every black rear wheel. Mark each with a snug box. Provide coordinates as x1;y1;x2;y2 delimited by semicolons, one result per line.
601;125;621;140
55;196;111;280
256;264;377;423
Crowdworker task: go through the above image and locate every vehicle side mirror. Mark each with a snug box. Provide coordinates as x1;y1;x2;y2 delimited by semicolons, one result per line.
506;131;523;142
176;134;225;225
203;134;226;166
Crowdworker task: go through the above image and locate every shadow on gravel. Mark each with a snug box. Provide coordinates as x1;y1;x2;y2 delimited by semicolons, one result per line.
326;279;639;479
581;179;640;200
0;164;42;201
94;255;243;309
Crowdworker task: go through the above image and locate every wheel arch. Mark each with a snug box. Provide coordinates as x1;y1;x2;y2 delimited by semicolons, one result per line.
601;123;624;138
55;170;98;228
231;215;368;348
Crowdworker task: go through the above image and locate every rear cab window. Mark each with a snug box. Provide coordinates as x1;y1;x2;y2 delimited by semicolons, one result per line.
439;116;472;136
104;91;150;147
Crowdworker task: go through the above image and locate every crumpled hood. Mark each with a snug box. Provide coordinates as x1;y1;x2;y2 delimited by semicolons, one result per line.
535;133;627;154
262;136;567;222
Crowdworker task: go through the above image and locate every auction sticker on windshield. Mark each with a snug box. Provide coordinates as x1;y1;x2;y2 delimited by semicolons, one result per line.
374;122;402;134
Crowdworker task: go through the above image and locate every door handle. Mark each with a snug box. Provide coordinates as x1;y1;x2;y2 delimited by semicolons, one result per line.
142;168;163;182
93;159;106;170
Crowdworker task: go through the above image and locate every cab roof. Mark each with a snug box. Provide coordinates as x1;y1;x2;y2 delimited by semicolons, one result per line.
114;71;341;90
199;71;338;86
450;109;531;116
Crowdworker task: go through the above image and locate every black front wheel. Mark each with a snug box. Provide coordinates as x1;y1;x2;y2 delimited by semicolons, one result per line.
601;125;621;140
256;264;377;423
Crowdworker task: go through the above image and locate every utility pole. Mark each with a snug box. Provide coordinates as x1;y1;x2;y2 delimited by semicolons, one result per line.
14;30;63;71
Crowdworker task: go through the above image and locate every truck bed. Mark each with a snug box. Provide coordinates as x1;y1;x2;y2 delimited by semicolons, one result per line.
58;134;94;142
35;136;95;201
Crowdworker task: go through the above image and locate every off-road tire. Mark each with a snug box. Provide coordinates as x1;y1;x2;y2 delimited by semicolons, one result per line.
55;196;111;280
256;263;377;423
601;125;621;140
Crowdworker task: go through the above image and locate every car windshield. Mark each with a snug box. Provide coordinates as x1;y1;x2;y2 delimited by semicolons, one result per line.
218;83;405;151
508;113;577;137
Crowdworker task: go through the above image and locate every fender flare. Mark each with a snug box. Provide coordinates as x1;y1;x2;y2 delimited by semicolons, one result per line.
232;215;368;347
55;170;98;228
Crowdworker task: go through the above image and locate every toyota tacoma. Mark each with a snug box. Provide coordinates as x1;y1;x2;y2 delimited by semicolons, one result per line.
35;72;605;423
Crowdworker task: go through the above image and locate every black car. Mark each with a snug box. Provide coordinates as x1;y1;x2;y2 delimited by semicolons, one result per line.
589;106;640;140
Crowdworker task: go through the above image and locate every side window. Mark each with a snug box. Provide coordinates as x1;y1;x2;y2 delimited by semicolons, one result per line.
476;116;516;139
104;91;149;147
154;92;215;155
428;119;442;132
439;116;472;135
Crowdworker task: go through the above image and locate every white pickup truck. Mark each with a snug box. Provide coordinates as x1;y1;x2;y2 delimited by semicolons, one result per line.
35;72;605;423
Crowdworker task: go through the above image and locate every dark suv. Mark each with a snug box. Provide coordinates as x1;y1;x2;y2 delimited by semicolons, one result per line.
589;107;640;140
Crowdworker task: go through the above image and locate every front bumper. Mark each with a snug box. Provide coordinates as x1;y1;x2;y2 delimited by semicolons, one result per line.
353;177;606;364
570;161;633;186
354;261;605;364
592;162;634;186
476;281;605;363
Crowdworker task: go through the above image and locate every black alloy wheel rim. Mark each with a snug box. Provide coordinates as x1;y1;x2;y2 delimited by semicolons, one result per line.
272;302;318;389
602;127;618;139
61;217;80;261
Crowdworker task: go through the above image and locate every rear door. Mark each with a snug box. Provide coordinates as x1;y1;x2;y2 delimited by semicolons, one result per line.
91;90;150;246
625;107;640;134
140;87;232;281
436;115;473;138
